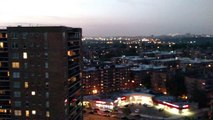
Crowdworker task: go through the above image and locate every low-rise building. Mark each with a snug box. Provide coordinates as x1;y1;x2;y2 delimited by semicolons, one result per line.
185;76;213;100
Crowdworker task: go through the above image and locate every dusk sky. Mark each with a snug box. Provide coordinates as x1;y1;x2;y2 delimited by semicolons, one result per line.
0;0;213;36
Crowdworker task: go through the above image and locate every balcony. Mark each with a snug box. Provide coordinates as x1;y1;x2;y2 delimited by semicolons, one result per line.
0;96;10;100
68;69;80;77
0;114;11;119
0;105;11;109
67;45;80;50
68;84;81;97
0;67;9;71
0;77;9;80
0;58;8;61
67;32;81;40
68;79;80;88
68;63;79;69
0;48;8;51
68;54;80;60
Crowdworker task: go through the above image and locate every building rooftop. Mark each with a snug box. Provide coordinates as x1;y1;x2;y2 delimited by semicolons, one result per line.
130;64;167;71
115;64;128;68
180;58;213;64
142;50;177;55
123;92;155;97
83;67;97;72
152;58;179;62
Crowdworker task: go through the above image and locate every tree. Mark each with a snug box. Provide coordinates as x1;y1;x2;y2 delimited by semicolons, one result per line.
166;71;186;97
122;106;131;117
143;73;151;88
191;86;208;108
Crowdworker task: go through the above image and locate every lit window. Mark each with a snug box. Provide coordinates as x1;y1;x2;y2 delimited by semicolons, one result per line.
32;110;36;115
46;101;49;108
7;72;10;77
12;62;20;68
45;62;48;68
45;92;49;98
92;89;98;94
14;110;22;116
13;72;20;78
24;82;29;88
0;109;7;113
46;111;50;117
63;32;66;38
67;50;75;56
0;90;5;95
45;82;49;88
68;76;76;82
31;91;36;96
14;101;21;107
23;52;28;59
0;42;4;48
25;110;29;117
45;72;49;78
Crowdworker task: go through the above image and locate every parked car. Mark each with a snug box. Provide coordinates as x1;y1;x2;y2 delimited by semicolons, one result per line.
135;109;140;113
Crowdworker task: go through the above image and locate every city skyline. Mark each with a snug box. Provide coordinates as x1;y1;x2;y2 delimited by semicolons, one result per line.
1;0;213;36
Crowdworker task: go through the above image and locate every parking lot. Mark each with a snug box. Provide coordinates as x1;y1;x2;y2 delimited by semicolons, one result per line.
127;103;172;118
84;113;118;120
83;103;184;120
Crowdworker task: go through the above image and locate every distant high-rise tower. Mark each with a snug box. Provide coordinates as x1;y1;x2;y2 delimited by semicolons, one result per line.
0;26;83;120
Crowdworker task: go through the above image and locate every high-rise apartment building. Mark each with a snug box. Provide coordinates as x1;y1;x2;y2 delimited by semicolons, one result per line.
82;64;130;95
0;26;82;120
0;29;11;119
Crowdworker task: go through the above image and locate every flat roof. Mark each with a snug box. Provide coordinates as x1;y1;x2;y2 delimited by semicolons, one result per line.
123;92;155;97
152;58;179;62
7;26;81;32
130;64;167;71
83;67;97;72
115;64;128;68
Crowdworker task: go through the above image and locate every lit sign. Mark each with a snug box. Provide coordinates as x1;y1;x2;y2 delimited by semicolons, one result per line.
121;96;126;100
183;105;189;108
96;101;106;104
163;101;179;108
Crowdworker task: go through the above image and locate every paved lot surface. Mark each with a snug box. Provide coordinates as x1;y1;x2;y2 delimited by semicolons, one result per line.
83;104;194;120
84;114;118;120
128;104;172;118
